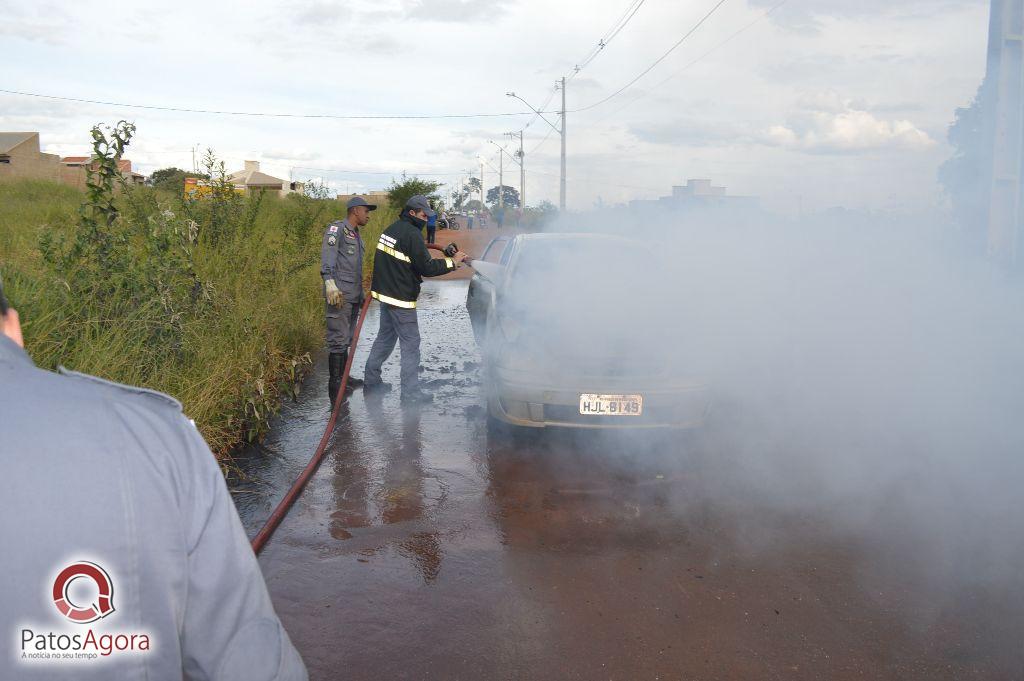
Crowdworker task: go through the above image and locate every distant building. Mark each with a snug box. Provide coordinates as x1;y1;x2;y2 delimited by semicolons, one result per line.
60;156;145;189
227;160;304;196
0;132;61;182
336;191;389;207
629;178;758;212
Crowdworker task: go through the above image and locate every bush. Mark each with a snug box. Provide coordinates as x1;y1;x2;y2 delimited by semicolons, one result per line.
0;125;395;457
385;174;441;211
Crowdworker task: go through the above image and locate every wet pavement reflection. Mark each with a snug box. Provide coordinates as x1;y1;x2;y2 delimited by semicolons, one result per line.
230;280;1022;681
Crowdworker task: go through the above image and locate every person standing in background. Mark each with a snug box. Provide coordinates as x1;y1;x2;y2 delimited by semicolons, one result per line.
425;203;437;244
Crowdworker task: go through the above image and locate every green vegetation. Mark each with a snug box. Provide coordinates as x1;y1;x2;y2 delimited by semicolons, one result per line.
486;184;521;209
149;166;209;194
1;125;396;458
385;174;442;211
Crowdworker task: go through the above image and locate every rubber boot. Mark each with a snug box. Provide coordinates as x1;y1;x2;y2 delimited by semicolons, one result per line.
328;352;344;406
340;349;364;391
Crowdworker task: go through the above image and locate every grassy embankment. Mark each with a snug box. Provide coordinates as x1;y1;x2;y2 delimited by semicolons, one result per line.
0;177;396;457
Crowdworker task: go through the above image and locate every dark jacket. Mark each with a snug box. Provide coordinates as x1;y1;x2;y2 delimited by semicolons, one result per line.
370;215;456;308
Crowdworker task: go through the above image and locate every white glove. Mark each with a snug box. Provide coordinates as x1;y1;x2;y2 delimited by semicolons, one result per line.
325;279;344;306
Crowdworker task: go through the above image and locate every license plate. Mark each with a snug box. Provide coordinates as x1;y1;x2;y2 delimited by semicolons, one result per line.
579;394;643;416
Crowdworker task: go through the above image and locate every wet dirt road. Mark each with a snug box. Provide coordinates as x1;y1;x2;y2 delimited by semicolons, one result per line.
231;269;1022;679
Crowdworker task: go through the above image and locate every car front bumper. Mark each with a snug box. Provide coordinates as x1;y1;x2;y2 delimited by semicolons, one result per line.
488;365;713;429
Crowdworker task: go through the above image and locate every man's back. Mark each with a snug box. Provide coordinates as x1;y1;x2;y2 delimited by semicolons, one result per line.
0;335;306;680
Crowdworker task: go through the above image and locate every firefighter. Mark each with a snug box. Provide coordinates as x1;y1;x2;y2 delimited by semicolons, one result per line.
363;195;468;404
321;196;374;405
0;277;307;680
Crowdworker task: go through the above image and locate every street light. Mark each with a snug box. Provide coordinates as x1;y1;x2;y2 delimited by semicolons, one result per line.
507;83;566;211
486;140;506;210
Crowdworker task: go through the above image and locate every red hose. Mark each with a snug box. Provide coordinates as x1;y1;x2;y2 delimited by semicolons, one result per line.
250;243;454;554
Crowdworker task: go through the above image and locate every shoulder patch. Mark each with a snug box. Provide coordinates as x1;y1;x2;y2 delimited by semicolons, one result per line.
58;367;183;411
328;235;337;246
328;224;339;234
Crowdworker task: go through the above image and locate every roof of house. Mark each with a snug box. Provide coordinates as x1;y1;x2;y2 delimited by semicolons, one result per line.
0;132;37;154
61;157;140;174
228;168;285;187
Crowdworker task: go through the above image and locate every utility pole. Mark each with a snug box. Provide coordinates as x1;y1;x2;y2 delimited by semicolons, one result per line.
479;161;485;209
559;76;567;212
507;88;564;212
514;130;525;210
498;148;504;210
987;0;1024;266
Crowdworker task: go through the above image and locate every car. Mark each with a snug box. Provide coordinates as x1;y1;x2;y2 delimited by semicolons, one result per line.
466;232;712;429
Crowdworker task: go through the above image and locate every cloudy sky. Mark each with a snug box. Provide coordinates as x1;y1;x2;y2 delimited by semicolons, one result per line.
1;0;990;212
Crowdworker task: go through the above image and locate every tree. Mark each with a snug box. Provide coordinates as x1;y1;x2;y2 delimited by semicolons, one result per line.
386;173;441;211
150;167;208;194
453;177;481;210
466;199;483;212
486;185;520;209
939;80;993;245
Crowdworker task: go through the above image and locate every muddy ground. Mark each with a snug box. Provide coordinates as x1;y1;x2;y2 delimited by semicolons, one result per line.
230;228;1022;680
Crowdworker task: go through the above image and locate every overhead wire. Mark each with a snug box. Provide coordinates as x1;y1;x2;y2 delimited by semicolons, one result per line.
0;88;554;120
570;0;731;113
567;0;647;80
576;0;790;133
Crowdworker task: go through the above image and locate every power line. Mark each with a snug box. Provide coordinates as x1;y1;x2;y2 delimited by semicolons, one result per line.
520;87;559;132
568;0;648;80
571;0;731;113
528;120;561;154
293;165;467;177
0;88;554;120
577;0;790;132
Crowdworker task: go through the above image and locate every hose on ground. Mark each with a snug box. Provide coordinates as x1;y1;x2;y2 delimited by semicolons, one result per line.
250;243;464;554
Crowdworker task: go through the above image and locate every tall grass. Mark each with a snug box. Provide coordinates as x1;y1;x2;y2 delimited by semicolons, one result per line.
1;176;396;457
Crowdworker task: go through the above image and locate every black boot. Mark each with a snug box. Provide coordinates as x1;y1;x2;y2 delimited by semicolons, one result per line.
328;352;344;405
339;349;364;391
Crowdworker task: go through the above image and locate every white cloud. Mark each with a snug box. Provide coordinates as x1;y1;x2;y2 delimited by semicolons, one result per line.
262;149;322;162
763;94;936;154
748;0;985;32
405;0;513;22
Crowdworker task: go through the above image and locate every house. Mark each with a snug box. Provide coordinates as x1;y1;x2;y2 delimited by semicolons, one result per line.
629;178;759;213
59;157;146;190
227;160;304;196
0;132;61;182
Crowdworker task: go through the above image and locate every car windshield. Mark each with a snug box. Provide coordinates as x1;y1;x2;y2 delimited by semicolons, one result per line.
508;237;656;307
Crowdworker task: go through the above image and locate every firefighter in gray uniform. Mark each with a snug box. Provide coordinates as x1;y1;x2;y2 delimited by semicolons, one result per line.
0;278;307;680
321;196;373;405
363;195;467;404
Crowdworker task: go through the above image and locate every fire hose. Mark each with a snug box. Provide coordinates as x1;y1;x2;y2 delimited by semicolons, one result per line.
251;242;468;554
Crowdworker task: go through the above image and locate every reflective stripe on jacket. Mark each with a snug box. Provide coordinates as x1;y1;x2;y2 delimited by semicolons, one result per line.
369;215;456;307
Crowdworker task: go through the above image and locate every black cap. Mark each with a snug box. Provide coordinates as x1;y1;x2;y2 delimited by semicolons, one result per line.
406;194;436;217
346;196;377;211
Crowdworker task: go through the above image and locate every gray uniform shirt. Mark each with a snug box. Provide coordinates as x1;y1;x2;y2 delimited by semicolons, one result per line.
0;335;307;681
320;219;364;303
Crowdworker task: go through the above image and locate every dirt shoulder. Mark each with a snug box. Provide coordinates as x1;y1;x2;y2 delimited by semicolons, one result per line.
432;227;516;280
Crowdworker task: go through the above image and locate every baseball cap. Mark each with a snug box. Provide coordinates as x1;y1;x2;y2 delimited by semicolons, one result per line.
406;194;436;217
346;196;377;211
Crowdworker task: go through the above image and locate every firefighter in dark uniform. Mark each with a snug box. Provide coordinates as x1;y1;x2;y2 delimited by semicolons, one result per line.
363;195;468;404
321;196;373;405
